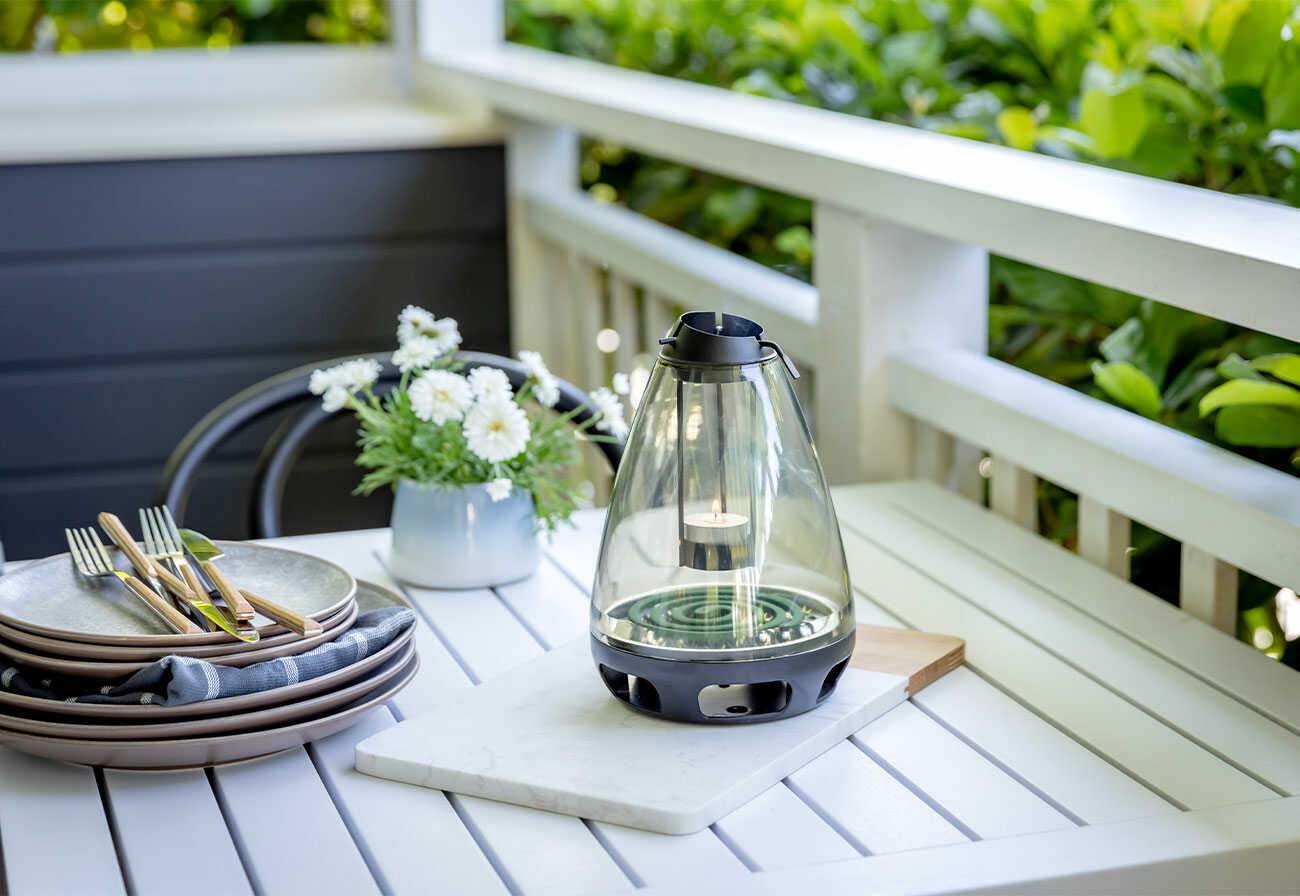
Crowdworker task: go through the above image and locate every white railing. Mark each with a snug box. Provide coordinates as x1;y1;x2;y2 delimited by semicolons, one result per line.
414;12;1300;636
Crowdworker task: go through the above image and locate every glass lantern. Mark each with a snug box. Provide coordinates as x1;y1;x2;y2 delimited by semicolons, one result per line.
591;311;855;723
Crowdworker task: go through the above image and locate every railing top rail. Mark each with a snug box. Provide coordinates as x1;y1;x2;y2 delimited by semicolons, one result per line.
423;44;1300;341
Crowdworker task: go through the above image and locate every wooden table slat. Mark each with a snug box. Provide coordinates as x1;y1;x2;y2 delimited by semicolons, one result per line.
210;745;381;895
785;739;968;855
308;706;509;896
838;525;1275;808
102;768;252;896
843;493;1300;795
0;747;125;896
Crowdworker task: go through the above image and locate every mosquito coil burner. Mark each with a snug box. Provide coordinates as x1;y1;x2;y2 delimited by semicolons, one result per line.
591;312;855;723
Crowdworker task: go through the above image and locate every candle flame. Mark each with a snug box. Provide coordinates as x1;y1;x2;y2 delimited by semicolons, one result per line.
711;498;722;519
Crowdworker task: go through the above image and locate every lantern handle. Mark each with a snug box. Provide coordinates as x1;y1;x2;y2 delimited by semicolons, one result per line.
758;340;800;380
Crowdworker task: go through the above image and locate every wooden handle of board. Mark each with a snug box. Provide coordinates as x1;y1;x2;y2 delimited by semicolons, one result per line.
849;624;965;696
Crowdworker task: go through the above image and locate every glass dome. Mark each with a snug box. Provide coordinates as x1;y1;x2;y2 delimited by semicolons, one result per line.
590;312;854;723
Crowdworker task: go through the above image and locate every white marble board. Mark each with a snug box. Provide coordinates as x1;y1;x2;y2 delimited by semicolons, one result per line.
355;638;907;834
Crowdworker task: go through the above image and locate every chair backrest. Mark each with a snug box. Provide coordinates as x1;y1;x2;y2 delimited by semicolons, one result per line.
154;351;623;539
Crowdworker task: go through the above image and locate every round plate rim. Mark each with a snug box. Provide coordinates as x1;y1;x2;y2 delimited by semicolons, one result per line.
0;622;414;720
0;541;356;645
0;655;420;770
0;641;416;740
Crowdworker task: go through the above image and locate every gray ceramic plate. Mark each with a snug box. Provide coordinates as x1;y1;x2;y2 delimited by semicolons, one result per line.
0;642;416;740
0;581;410;720
0;601;359;680
0;541;356;645
0;600;355;661
0;656;419;769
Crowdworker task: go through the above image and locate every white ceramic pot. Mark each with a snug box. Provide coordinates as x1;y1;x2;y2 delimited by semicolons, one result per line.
387;479;541;589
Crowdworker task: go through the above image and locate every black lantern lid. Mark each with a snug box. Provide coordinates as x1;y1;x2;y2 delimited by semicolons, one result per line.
659;311;799;378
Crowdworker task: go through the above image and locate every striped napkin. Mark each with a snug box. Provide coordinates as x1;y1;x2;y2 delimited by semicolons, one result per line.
0;607;415;706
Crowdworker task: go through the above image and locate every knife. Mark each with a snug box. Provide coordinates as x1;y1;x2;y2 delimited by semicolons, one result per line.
181;529;322;637
144;557;260;643
176;531;254;622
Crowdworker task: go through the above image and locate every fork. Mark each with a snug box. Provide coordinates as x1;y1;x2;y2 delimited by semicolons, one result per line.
140;507;259;642
65;527;200;635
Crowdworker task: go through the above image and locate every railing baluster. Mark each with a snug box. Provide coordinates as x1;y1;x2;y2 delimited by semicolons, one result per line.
1180;545;1238;634
567;252;605;389
812;204;987;485
642;290;678;352
990;455;1037;531
912;421;955;486
1078;496;1131;579
608;274;639;375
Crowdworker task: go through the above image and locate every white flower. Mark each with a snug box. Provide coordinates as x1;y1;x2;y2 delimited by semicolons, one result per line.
533;373;560;408
408;370;473;424
612;372;630;395
311;358;379;411
321;385;350;413
517;349;551;382
463;395;531;463
486;477;513;502
517;350;560;408
589;387;629;439
397;305;461;355
468;366;513;400
391;336;442;373
337;358;380;391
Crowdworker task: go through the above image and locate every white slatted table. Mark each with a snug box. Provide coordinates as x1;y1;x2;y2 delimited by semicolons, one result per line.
3;482;1298;895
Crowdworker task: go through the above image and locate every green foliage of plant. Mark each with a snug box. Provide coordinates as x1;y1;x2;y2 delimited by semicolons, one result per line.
2;0;386;52
509;0;1300;662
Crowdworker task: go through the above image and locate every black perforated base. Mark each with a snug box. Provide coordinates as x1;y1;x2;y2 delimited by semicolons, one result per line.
591;631;856;724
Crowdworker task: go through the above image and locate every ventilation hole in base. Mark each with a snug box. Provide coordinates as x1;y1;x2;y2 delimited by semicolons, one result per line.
698;681;791;718
818;658;849;701
599;664;661;713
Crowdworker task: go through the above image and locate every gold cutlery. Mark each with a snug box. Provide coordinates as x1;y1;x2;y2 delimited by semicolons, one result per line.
65;527;201;635
138;508;259;643
181;528;322;637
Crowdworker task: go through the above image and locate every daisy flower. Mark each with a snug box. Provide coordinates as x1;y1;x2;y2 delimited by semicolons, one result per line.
517;350;560;408
589;387;629;439
409;370;473;425
485;477;513;502
391;336;442;373
311;358;380;412
464;395;531;463
468;366;513;400
612;371;630;396
397;305;461;356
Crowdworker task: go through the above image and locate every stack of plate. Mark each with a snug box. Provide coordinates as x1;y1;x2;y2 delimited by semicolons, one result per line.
0;542;418;769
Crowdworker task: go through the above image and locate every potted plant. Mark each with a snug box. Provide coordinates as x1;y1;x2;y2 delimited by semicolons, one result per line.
309;305;629;588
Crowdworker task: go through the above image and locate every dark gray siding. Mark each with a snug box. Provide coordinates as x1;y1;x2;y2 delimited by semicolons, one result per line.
0;147;508;559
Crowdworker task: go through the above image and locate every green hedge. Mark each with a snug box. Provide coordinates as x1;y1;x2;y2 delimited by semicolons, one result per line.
508;0;1300;662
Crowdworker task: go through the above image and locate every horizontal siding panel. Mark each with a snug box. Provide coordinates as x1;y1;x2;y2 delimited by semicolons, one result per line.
0;454;394;560
0;240;507;367
0;148;505;257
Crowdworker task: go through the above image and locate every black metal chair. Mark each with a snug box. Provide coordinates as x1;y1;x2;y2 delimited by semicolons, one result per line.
154;351;624;539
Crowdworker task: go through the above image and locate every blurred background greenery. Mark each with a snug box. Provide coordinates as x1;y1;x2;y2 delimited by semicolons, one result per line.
1;0;387;52
5;0;1298;660
504;0;1300;662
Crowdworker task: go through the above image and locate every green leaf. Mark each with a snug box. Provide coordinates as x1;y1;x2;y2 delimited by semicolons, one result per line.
1265;46;1300;130
1217;0;1289;87
1251;353;1300;386
1217;352;1265;380
1213;405;1300;447
996;106;1039;150
1078;67;1149;158
1199;379;1300;416
1093;361;1163;418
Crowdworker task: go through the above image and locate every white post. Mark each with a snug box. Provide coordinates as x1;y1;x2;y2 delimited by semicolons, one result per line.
608;274;639;375
411;0;502;119
1078;496;1131;579
912;421;954;485
812;205;987;485
1181;544;1239;634
506;121;578;363
990;455;1037;530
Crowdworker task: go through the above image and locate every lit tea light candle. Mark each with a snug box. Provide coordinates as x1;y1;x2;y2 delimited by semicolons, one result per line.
683;499;750;546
